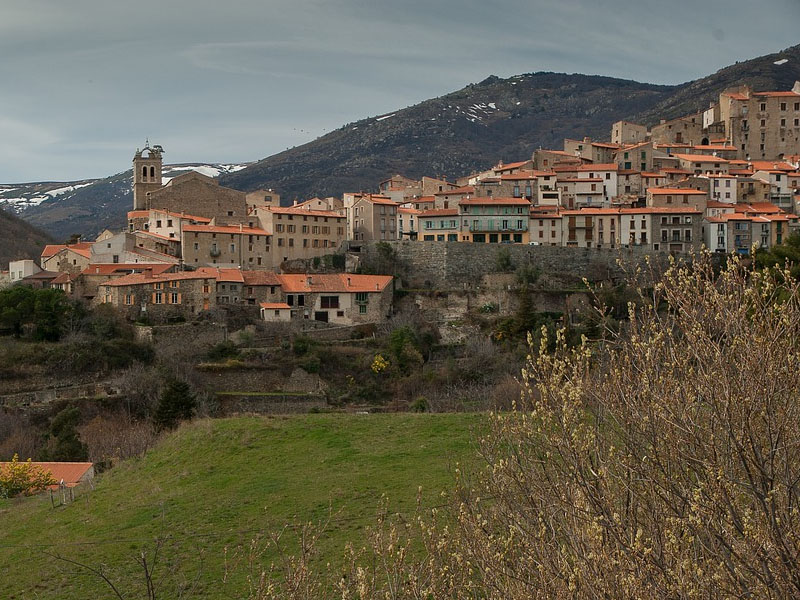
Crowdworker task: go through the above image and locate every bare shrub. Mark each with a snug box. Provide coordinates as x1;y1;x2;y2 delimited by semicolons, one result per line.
243;254;800;598
78;412;158;465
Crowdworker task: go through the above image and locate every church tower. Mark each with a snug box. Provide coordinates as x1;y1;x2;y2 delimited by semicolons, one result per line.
132;141;163;210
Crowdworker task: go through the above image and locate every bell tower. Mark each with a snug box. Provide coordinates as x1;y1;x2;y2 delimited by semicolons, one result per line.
132;141;164;210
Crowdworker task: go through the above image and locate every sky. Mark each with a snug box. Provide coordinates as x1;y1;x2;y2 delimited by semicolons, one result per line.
1;0;798;183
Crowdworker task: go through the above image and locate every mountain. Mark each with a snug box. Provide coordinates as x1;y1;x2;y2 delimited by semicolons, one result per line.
7;44;800;237
0;207;54;268
220;44;800;200
2;164;249;241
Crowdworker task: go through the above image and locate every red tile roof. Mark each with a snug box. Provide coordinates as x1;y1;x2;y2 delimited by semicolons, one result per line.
265;206;343;218
418;208;459;217
673;153;730;164
105;271;214;287
260;302;291;310
127;210;150;219
0;462;93;489
196;267;245;283
242;271;281;286
575;163;618;171
277;273;392;293
753;91;800;97
81;263;174;276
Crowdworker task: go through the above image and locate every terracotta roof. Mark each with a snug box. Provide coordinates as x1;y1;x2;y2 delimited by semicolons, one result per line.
707;201;736;209
81;263;174;276
418;208;459;217
105;271;213;287
242;271;281;286
183;224;270;235
494;160;531;171
0;462;93;489
590;142;620;149
752;91;800;97
127;210;150;219
260;302;291;310
647;188;707;195
266;206;343;218
575;163;618;171
398;207;422;214
557;178;604;183
690;145;737;152
41;244;67;258
196;267;245;283
434;186;473;195
749;161;796;171
673;153;730;164
149;209;212;223
734;202;783;214
459;197;532;206
661;168;693;174
277;273;392;293
51;272;76;285
499;172;537;181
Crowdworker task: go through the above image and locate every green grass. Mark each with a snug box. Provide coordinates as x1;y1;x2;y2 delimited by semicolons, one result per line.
0;413;482;599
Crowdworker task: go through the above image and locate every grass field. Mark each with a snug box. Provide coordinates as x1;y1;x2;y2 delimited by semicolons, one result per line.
0;413;483;599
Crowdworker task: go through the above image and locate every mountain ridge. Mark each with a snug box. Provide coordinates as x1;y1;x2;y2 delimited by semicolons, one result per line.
7;44;800;242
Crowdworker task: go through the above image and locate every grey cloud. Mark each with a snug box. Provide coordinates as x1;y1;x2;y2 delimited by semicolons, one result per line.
1;0;798;182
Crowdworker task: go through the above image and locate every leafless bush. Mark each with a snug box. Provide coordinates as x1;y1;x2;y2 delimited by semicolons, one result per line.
0;415;40;461
113;363;163;419
78;412;158;465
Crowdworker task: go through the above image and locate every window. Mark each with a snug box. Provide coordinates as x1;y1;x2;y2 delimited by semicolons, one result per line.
781;102;787;111
359;304;367;314
320;296;339;309
760;102;766;111
170;292;179;304
154;292;163;304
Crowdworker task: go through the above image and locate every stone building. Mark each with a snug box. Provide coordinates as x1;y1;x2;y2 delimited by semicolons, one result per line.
252;205;346;264
275;273;393;324
344;194;398;243
718;82;800;160
98;270;215;320
181;224;272;269
611;120;648;145
650;113;705;145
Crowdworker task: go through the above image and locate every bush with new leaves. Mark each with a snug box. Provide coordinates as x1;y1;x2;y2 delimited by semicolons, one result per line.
0;454;55;498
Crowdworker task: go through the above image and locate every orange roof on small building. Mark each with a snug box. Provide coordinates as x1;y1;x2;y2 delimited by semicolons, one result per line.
242;271;281;286
105;270;214;287
734;202;783;214
196;267;245;283
260;302;291;310
0;462;93;489
127;210;150;219
752;91;800;97
277;273;392;294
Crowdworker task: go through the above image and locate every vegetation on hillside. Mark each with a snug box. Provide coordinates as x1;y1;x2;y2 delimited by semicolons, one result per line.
217;254;800;599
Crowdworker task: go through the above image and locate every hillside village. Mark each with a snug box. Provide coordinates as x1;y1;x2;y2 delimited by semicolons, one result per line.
4;81;800;327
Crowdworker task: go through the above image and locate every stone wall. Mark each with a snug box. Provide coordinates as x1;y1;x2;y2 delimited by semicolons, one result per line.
357;241;674;290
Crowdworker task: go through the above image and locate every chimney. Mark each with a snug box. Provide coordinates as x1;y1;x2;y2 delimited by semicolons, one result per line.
375;283;379;291
347;277;351;286
95;267;100;274
307;276;313;286
144;268;153;279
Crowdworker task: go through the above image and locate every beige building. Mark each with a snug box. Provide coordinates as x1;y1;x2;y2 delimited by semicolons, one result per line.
529;208;563;246
646;188;708;211
344;194;398;243
611;121;648;145
253;206;346;263
650;113;705;145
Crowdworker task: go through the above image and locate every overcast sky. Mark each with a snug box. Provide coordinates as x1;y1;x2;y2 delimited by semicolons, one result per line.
1;0;798;182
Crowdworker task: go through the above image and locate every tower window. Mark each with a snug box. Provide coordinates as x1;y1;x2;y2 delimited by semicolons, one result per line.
142;166;148;180
150;166;155;178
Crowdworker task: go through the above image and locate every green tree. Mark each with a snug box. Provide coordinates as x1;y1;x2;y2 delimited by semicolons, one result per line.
153;378;196;431
495;247;514;272
0;285;36;337
0;286;75;341
39;407;88;462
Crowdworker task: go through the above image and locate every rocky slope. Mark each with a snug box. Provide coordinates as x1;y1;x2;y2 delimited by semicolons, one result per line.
0;208;54;267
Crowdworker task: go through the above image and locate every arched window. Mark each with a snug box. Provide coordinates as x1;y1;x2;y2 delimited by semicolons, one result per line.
142;165;148;181
701;137;709;146
150;166;155;178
